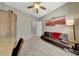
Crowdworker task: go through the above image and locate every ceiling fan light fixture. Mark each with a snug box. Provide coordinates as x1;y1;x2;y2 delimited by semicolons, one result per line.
27;2;46;14
34;2;40;9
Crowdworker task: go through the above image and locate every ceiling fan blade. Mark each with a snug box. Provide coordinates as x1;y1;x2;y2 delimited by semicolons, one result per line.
36;9;38;13
40;6;46;10
27;6;34;9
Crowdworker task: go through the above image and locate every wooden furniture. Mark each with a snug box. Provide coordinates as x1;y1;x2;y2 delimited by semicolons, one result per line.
69;40;79;44
68;40;79;55
12;38;24;56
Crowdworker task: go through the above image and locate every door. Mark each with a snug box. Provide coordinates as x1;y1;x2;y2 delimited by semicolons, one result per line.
0;10;11;37
31;21;37;36
0;10;16;37
36;21;42;37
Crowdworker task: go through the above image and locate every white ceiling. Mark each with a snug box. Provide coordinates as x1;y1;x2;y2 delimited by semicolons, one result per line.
4;2;67;18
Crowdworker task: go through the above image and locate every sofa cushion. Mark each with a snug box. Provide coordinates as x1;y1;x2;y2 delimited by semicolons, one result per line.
51;32;61;40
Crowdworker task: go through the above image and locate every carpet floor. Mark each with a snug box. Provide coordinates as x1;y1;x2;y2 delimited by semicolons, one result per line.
18;36;76;56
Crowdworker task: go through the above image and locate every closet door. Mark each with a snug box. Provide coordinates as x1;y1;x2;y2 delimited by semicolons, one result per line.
36;21;42;37
11;13;17;36
0;10;11;37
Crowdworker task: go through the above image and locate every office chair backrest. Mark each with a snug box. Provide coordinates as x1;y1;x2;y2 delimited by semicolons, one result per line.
12;38;24;56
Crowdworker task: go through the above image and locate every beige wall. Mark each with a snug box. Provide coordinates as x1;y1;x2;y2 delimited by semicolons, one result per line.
0;3;38;41
40;2;79;41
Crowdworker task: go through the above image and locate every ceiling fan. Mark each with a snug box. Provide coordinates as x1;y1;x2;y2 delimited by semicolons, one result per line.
27;2;46;13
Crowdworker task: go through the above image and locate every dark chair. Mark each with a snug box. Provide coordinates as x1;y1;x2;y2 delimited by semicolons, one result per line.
12;38;24;56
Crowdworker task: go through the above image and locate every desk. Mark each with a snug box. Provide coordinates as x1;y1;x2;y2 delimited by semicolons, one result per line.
69;41;79;44
0;37;16;56
69;40;79;46
68;40;79;55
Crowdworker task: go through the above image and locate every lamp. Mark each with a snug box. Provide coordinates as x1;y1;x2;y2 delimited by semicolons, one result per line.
66;20;74;25
66;20;76;41
66;20;78;43
66;20;75;40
